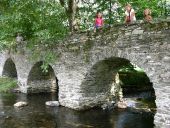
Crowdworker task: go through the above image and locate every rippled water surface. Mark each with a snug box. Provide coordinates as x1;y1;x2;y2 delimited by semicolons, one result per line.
0;93;155;128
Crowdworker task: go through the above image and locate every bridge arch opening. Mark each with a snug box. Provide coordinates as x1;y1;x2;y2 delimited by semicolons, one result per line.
82;57;156;111
27;61;58;97
2;58;17;78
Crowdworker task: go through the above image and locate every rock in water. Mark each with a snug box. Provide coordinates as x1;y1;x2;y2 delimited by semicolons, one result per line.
45;101;60;107
117;101;127;109
14;101;28;108
101;101;116;110
101;104;108;110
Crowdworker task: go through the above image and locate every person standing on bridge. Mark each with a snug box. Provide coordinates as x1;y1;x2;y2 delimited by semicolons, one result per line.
124;4;136;25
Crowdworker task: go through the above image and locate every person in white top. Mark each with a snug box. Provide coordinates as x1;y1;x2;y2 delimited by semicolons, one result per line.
124;4;136;24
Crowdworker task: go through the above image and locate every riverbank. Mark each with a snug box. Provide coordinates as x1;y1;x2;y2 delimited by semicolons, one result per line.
0;77;17;93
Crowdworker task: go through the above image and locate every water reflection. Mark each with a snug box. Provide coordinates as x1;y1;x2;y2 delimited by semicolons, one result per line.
0;93;154;128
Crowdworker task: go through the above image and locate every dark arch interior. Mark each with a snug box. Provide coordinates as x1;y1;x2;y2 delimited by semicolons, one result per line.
2;58;17;78
118;65;155;99
28;61;58;96
82;57;131;95
117;64;156;110
82;57;156;110
28;62;55;81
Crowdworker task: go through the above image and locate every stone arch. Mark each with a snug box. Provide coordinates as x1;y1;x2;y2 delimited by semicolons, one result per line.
81;57;156;109
27;61;58;95
2;58;17;78
82;57;130;95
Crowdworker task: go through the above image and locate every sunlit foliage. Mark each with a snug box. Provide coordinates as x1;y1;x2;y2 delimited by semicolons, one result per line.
0;0;68;50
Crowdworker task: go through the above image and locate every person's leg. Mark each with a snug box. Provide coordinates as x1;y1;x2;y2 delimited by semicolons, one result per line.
94;27;97;32
94;25;99;32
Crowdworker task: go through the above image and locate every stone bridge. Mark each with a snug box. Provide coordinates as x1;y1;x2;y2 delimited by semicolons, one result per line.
0;21;170;127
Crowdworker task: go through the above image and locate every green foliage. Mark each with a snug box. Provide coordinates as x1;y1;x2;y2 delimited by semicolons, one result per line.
0;0;167;72
78;0;164;30
0;0;68;49
123;0;162;18
29;45;58;73
0;0;166;47
138;98;157;108
0;77;17;92
40;50;57;73
0;0;68;72
118;65;150;86
119;71;150;86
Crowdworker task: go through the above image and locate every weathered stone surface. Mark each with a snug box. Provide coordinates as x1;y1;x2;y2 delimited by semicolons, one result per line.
0;20;170;127
45;101;60;107
14;101;28;108
132;29;144;35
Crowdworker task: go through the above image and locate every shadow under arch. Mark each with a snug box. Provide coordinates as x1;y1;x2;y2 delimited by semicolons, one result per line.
81;57;156;110
2;58;17;78
27;61;58;97
82;57;131;96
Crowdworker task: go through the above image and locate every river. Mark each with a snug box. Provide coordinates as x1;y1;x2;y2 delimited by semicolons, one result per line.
0;93;155;128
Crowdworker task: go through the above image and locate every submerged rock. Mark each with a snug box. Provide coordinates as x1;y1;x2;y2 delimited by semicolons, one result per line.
14;101;28;108
5;116;12;119
45;101;60;107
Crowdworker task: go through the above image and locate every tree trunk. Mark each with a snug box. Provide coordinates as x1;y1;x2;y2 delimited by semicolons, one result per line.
59;0;77;32
67;0;77;32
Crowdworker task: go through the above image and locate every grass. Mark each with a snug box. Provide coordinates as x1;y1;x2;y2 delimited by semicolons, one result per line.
0;77;17;93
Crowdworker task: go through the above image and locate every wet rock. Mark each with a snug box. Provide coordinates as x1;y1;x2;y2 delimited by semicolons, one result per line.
101;104;108;110
14;101;28;108
131;108;153;114
5;116;12;119
0;111;5;117
45;101;60;107
101;101;115;110
125;98;156;114
116;101;127;109
12;88;21;93
66;121;94;128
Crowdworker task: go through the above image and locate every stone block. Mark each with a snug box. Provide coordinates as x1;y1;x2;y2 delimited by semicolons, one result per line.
132;29;144;35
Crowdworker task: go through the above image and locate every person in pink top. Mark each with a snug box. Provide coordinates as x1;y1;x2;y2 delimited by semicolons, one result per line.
94;12;104;32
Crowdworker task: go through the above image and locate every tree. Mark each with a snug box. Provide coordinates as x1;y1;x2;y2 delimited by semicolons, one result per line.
0;0;68;50
77;0;164;31
59;0;78;32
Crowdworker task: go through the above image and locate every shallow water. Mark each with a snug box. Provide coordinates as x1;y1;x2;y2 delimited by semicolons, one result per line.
0;93;155;128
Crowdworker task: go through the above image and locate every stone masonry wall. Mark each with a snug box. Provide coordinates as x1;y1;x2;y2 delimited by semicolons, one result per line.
0;21;169;127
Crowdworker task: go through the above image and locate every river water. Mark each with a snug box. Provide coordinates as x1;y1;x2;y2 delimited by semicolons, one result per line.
0;93;155;128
